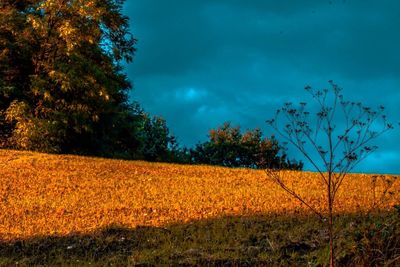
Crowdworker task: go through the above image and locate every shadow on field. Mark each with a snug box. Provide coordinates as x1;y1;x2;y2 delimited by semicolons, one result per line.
1;212;399;266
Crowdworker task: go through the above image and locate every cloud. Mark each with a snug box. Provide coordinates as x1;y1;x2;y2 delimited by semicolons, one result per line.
175;88;208;102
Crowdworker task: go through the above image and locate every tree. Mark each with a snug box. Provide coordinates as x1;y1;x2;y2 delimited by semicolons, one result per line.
0;0;137;154
266;81;393;266
191;122;302;169
140;115;172;162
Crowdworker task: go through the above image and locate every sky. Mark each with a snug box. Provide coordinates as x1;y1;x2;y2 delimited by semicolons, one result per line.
123;0;400;174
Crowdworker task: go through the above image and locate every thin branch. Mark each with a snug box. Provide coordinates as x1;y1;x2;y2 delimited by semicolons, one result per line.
265;169;325;220
271;124;328;184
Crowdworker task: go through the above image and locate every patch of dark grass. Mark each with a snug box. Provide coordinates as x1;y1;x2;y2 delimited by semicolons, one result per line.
0;211;399;266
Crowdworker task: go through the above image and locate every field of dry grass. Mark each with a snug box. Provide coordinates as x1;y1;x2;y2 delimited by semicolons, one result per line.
0;149;399;242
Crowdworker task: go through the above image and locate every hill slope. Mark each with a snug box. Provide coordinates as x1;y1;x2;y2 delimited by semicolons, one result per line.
0;150;400;266
0;149;398;242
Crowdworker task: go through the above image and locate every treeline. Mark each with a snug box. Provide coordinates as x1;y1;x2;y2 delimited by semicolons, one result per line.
0;0;301;170
134;120;303;170
189;122;302;169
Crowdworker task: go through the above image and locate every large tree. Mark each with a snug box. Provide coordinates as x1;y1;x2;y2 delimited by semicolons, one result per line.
0;0;137;154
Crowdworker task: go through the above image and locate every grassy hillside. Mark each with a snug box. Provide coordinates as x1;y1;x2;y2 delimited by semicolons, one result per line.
0;149;399;266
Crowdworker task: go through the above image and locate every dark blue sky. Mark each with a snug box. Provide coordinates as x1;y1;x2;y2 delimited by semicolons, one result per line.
123;0;400;174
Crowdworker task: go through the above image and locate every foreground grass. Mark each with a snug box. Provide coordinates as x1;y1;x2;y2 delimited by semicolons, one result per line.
0;149;399;266
1;213;399;266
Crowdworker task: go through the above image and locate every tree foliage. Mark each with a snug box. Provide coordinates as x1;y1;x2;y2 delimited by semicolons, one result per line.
138;114;186;162
0;0;138;155
191;122;302;169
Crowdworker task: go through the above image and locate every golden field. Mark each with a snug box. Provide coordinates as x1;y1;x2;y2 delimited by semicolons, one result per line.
0;149;399;242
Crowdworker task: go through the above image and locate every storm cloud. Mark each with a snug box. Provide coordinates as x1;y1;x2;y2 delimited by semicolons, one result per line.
123;0;400;174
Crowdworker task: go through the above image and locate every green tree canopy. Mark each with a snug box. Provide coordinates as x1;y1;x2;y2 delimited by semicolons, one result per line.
191;122;303;169
0;0;137;154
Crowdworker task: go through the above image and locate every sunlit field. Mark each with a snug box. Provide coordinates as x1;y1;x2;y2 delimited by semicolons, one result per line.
0;149;399;266
0;149;398;241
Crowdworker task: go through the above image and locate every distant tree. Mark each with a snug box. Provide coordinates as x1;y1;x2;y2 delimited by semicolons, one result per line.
167;135;192;164
140;115;169;161
0;0;137;154
266;81;393;266
139;114;189;163
207;122;242;167
191;122;302;169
